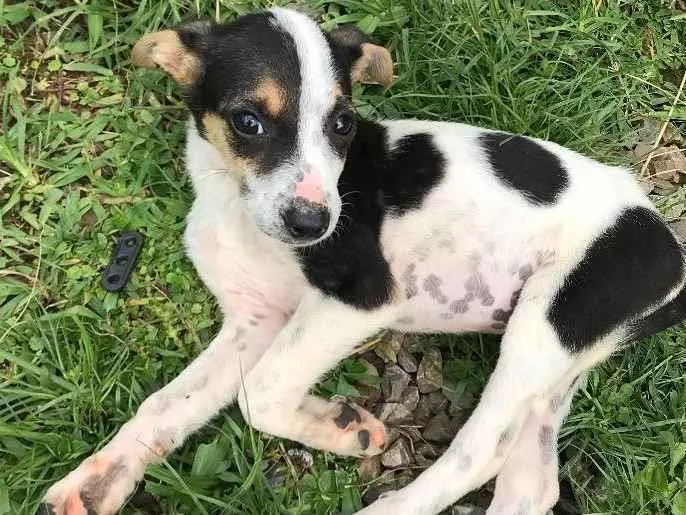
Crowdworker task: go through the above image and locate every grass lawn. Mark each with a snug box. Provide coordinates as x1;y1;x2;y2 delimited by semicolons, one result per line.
2;0;686;513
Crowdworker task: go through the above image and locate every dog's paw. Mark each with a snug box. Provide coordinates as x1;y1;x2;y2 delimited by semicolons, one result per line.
38;453;142;515
332;402;387;457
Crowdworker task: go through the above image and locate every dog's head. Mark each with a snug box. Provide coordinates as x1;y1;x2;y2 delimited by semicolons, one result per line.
132;8;392;245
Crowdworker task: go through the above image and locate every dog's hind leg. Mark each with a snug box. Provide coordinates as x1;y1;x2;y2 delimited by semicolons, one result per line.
486;375;584;515
356;271;618;515
238;289;400;457
38;313;284;515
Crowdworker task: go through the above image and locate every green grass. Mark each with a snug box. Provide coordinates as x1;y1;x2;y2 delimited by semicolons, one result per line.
1;0;686;513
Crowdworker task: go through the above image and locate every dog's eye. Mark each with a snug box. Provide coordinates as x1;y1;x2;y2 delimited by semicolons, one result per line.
333;113;354;136
232;111;265;136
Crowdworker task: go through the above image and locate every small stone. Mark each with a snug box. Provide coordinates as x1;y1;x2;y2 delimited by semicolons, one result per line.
638;178;655;195
382;365;411;402
387;332;407;353
400;386;419;412
649;145;686;182
358;358;380;377
374;338;397;363
447;391;476;418
376;402;413;424
386;426;402;447
397;348;418;373
417;347;443;393
633;141;654;160
414;442;439;467
358;456;382;482
362;470;396;506
670;218;686;243
381;438;413;468
423;412;457;443
415;391;449;424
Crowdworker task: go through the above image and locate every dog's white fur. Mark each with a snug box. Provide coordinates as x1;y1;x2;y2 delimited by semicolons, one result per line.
245;8;344;243
42;9;683;515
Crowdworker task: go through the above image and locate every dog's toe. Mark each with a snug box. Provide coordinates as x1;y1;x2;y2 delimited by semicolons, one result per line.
331;402;386;456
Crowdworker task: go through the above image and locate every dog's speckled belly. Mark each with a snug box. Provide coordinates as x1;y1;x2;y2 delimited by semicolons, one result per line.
386;236;556;334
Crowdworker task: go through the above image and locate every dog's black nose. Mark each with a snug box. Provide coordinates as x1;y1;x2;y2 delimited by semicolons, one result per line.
283;201;330;240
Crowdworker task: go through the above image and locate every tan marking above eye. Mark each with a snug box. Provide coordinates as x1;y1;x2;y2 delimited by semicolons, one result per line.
255;78;286;117
201;113;254;176
132;30;201;86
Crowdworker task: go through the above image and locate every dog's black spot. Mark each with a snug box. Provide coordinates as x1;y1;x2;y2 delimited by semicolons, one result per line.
450;299;469;314
358;429;370;450
465;274;479;292
423;273;448;304
334;403;361;429
548;207;684;351
510;288;522;309
402;263;419;299
631;283;686;340
35;503;56;515
479;287;495;306
497;426;514;453
492;309;511;323
299;124;446;310
481;132;568;205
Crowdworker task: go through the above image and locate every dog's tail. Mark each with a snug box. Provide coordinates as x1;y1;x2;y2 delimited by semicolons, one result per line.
631;281;686;341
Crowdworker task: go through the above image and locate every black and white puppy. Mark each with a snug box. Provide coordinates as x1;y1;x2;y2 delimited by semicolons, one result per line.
39;8;686;515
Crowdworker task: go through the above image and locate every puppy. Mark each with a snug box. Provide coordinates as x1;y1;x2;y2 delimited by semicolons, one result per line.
38;8;686;515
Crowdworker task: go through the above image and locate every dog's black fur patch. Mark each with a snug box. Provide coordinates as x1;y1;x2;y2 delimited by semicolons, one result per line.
481;132;568;205
334;403;361;428
178;14;302;175
358;429;370;449
548;207;684;351
299;121;446;309
631;282;686;340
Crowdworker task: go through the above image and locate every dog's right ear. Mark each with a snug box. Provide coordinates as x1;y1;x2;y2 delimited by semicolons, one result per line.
132;22;211;86
328;25;393;88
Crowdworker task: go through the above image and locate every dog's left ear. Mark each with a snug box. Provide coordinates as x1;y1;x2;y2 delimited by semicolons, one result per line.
328;25;393;87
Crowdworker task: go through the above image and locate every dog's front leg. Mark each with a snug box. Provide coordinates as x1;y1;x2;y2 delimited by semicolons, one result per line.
238;289;399;457
38;314;283;515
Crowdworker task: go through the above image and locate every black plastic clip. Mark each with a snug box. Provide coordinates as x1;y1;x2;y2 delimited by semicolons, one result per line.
101;231;144;292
